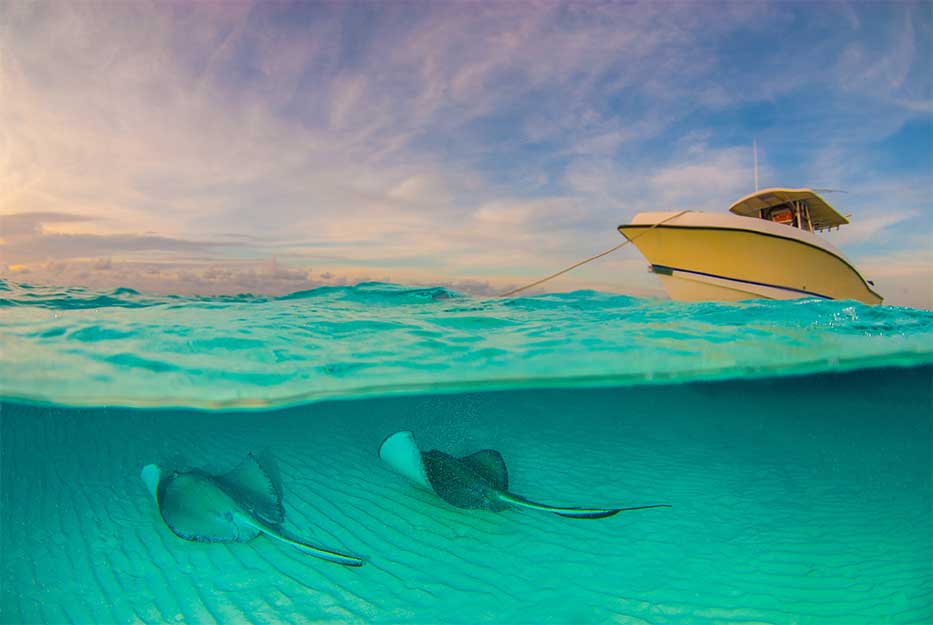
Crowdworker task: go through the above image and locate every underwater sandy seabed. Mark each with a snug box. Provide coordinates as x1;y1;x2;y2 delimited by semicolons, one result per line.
1;366;931;625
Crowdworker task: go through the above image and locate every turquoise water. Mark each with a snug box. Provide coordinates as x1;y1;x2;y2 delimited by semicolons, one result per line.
1;280;931;624
1;280;930;408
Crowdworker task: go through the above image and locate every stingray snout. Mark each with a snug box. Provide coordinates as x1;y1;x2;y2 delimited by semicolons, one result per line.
141;464;162;503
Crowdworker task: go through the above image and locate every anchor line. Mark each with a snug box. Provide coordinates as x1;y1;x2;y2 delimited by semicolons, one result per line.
497;210;690;298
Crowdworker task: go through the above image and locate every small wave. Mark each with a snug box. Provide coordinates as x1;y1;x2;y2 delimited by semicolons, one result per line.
1;280;931;409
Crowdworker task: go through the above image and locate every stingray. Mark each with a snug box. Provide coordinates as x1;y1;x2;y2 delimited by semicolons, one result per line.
141;453;363;567
379;431;670;519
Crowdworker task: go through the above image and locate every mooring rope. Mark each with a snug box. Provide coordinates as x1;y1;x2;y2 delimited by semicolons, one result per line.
497;210;690;298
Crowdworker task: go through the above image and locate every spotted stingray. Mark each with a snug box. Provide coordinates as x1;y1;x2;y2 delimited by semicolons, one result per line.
380;431;670;519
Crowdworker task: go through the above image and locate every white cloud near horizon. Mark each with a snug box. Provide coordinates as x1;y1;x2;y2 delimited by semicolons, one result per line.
1;1;930;307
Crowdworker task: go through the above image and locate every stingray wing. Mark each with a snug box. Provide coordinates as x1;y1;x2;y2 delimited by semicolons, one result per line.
459;449;509;490
217;453;285;525
158;471;261;542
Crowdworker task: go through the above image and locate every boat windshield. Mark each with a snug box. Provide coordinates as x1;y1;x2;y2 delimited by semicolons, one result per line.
764;203;806;230
729;188;850;233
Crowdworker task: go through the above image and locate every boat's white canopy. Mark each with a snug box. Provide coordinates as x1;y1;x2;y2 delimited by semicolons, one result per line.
729;188;849;230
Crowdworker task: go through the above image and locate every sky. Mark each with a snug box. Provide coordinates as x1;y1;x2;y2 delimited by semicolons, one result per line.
1;1;931;307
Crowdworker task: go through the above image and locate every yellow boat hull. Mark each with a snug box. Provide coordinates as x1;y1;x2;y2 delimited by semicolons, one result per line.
618;219;882;305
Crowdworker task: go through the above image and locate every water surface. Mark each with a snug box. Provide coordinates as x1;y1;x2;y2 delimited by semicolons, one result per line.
1;280;930;624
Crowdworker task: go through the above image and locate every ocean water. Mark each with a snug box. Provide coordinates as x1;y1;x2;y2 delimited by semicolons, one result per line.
1;280;931;624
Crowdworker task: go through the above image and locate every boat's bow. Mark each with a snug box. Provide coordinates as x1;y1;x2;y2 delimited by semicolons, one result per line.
618;209;882;305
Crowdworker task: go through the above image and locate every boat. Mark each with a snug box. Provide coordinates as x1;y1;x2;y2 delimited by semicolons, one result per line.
617;188;883;305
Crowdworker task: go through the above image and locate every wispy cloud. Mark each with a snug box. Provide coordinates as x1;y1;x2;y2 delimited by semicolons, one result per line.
0;212;93;238
0;212;219;263
0;1;929;306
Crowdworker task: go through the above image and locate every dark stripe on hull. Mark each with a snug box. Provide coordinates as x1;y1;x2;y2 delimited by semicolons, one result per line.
651;265;833;300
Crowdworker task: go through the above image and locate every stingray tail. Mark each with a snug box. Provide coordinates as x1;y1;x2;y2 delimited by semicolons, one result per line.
498;492;671;519
246;519;364;567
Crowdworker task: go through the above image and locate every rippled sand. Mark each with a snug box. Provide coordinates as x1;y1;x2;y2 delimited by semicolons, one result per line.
2;368;930;624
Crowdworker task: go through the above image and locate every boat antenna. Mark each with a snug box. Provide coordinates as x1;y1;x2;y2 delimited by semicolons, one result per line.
753;139;759;191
